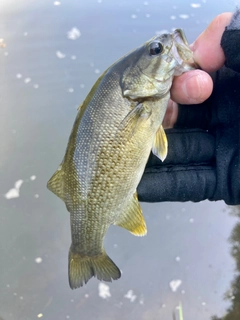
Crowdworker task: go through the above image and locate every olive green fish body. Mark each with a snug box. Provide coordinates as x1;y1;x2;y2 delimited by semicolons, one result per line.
48;29;196;289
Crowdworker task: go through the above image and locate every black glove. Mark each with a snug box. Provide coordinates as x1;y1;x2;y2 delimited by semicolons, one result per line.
138;10;240;205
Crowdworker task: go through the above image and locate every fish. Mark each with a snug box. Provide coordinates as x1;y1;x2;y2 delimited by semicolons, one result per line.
47;29;196;289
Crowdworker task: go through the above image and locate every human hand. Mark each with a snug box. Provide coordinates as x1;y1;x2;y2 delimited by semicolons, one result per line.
138;11;240;205
163;12;233;128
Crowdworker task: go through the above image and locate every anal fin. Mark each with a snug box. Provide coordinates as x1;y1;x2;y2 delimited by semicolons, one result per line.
114;192;147;236
152;125;168;161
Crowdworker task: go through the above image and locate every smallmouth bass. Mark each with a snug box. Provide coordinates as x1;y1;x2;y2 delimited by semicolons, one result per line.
48;29;195;289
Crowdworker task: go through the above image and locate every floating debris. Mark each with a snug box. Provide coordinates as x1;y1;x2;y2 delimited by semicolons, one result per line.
35;257;43;264
169;279;182;292
24;78;31;84
98;283;111;299
5;180;24;199
179;14;189;19
67;27;81;40
191;3;201;8
124;290;137;302
56;51;66;59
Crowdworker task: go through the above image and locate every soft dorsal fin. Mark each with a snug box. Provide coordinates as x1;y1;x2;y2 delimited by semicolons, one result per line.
152;125;168;161
47;166;65;201
114;192;147;236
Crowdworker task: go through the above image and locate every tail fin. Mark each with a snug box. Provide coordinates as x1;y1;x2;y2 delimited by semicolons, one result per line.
68;246;121;289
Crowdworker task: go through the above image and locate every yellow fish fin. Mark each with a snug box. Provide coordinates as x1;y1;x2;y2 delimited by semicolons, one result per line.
152;125;168;161
115;192;147;236
47;166;65;201
68;247;121;289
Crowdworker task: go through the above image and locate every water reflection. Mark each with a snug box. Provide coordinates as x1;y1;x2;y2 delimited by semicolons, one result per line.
211;206;240;320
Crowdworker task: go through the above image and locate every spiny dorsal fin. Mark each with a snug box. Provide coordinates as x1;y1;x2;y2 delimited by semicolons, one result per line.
47;166;65;201
152;125;168;161
114;192;147;236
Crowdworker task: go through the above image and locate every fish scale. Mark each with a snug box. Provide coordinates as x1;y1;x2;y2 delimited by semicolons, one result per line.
47;29;196;289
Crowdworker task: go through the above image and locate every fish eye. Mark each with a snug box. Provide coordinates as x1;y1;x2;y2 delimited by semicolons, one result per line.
148;42;164;56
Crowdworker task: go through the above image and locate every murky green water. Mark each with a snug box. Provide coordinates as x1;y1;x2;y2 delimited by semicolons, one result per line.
0;1;239;319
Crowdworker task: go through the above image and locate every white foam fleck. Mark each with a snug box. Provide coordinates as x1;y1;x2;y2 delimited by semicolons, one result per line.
124;290;137;302
6;284;10;288
170;15;176;20
162;304;166;308
71;55;76;60
181;290;185;294
155;29;169;35
34;194;39;198
191;3;201;8
24;32;28;36
24;78;31;84
179;14;189;19
66;316;70;319
146;14;150;18
19;296;23;300
16;73;22;79
202;302;206;306
143;1;148;5
169;279;182;292
68;88;74;93
37;314;43;319
85;294;89;298
98;283;111;299
94;69;100;74
67;27;81;40
175;256;181;262
54;1;61;5
131;14;137;19
30;175;36;181
33;84;39;89
5;180;24;199
13;292;17;296
4;52;9;56
80;84;85;88
189;218;194;223
56;51;66;59
35;257;42;264
97;0;102;3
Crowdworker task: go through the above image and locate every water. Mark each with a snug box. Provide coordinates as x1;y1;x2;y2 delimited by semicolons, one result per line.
0;0;239;319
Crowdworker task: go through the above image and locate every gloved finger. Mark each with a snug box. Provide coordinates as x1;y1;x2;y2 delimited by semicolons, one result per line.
138;165;216;202
146;128;215;166
175;102;211;129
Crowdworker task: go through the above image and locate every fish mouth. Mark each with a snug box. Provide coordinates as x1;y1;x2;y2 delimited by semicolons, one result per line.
171;29;198;74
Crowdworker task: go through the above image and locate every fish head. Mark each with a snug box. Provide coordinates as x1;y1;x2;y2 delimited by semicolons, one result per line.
121;29;197;99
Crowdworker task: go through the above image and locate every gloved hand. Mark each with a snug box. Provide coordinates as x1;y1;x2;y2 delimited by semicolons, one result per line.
138;10;240;205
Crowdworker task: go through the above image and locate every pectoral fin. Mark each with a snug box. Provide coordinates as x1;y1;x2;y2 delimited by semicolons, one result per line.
116;102;151;141
114;192;147;236
152;125;168;161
